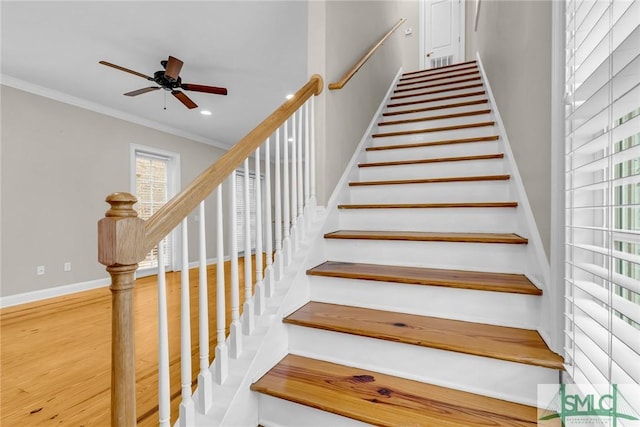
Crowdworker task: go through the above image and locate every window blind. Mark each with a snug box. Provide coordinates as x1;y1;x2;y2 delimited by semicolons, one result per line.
235;171;261;252
565;0;640;388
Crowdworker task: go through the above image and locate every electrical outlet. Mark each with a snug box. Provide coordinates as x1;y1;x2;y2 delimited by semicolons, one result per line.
36;265;45;276
64;262;72;272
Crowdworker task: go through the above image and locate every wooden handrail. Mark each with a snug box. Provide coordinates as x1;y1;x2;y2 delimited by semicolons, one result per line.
328;18;406;90
143;74;323;255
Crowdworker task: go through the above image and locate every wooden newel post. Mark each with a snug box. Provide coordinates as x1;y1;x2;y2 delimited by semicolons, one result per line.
98;193;146;427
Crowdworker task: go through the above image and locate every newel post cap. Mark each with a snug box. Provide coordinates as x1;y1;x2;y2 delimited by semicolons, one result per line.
98;192;147;266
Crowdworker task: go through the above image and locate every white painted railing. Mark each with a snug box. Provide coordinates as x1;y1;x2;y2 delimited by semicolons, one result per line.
98;75;323;427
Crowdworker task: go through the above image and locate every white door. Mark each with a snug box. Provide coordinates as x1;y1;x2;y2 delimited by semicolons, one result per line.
422;0;465;69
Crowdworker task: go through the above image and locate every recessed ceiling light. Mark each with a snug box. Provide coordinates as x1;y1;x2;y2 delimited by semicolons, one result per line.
200;110;212;116
286;94;294;100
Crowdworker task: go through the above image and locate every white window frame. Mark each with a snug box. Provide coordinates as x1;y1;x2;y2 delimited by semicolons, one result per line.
235;169;264;255
130;144;181;275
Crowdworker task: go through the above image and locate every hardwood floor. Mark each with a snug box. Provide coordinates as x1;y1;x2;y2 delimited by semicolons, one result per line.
1;257;258;426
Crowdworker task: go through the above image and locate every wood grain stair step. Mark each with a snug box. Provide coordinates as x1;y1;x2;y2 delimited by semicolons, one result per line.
379;109;491;127
387;90;486;109
251;354;542;427
367;135;499;151
337;202;518;209
393;76;482;94
350;174;510;186
359;153;503;167
399;65;480;85
371;121;496;139
324;230;528;244
284;302;564;369
382;99;489;117
390;83;484;101
396;69;479;87
401;60;477;78
307;261;542;295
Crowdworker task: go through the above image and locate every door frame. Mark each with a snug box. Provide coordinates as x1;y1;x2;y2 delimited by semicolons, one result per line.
419;0;466;69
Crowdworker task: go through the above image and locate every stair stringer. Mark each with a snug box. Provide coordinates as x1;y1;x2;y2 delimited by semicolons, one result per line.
475;54;559;354
196;70;406;427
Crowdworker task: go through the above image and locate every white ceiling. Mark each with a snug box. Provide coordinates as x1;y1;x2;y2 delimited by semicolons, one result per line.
1;1;309;148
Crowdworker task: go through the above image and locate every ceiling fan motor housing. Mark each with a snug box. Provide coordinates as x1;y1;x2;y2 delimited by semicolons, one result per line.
153;70;182;90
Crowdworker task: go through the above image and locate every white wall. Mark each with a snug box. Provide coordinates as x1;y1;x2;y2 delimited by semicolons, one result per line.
465;0;552;257
1;85;228;297
309;0;419;205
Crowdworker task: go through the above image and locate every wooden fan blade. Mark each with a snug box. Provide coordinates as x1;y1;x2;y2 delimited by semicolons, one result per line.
181;83;228;96
124;87;161;96
99;61;153;80
164;56;183;81
172;90;197;109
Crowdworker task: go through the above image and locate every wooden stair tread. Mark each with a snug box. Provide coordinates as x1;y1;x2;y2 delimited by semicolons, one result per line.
371;121;496;139
350;174;510;186
390;83;484;101
393;76;482;94
359;153;503;167
307;261;542;295
396;70;479;88
251;354;541;427
400;64;479;82
366;135;499;151
379;109;491;126
324;230;528;244
337;202;518;209
402;60;477;77
284;303;564;369
382;99;489;117
387;90;486;108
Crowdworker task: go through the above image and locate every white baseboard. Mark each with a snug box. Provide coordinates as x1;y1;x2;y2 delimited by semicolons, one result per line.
0;277;110;309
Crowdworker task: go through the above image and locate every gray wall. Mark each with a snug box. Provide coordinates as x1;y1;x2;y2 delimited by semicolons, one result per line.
309;0;419;204
465;0;552;257
1;86;228;297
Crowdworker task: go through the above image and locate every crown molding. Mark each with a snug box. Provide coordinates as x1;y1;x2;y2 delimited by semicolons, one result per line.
0;74;232;151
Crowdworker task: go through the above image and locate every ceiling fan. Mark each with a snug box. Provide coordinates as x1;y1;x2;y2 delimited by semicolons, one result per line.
99;56;227;109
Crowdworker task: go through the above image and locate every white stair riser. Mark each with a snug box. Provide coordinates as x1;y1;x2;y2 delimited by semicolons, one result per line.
376;112;493;133
364;140;500;162
385;93;487;113
309;276;540;329
380;102;490;122
400;66;478;83
336;208;519;233
257;394;370;427
393;81;484;100
388;87;486;105
288;326;558;406
323;239;528;273
347;180;513;204
395;74;481;92
371;124;498;145
358;158;505;181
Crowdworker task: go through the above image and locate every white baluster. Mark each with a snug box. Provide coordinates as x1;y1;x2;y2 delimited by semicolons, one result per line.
297;104;304;236
228;171;242;358
254;147;265;315
290;111;298;251
264;137;275;295
304;100;311;218
242;159;254;335
157;239;170;427
282;119;291;266
310;96;317;212
274;129;284;281
179;219;194;426
196;202;212;412
214;186;228;384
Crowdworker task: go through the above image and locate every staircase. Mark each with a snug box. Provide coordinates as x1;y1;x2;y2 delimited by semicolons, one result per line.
249;60;563;426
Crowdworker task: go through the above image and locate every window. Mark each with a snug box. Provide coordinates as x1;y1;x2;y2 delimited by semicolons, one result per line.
564;0;640;388
235;171;263;253
131;145;180;272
